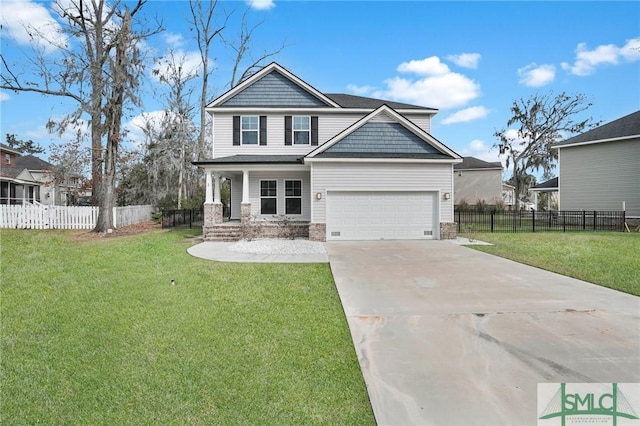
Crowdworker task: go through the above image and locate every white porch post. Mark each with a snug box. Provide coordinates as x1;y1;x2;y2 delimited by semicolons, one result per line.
205;170;213;204
213;173;221;204
242;170;249;203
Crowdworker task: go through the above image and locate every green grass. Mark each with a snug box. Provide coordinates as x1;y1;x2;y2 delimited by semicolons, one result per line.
0;229;375;425
470;232;640;296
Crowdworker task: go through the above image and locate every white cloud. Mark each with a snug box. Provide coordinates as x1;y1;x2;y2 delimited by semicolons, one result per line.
561;37;640;76
376;72;480;109
151;50;203;83
0;0;68;53
441;106;490;125
348;56;481;109
446;53;481;69
124;110;170;147
163;33;185;49
517;63;556;87
397;56;450;76
0;92;10;102
246;0;275;10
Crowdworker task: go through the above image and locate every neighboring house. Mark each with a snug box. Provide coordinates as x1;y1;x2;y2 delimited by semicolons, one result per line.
501;183;515;208
529;177;558;210
552;110;640;219
453;157;502;206
0;144;87;205
0;143;40;205
194;63;462;241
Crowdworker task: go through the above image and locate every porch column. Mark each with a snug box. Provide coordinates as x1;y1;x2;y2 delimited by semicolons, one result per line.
205;170;213;204
213;173;221;203
241;169;251;223
242;170;249;203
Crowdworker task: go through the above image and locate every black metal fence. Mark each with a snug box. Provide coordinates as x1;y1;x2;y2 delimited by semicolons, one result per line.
456;210;626;233
161;208;204;229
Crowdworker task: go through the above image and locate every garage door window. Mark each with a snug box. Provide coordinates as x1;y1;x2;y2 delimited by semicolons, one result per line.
285;180;302;215
260;180;277;215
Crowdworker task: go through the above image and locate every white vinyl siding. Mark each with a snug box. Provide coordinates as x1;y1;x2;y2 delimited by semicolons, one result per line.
311;162;453;224
558;139;640;217
247;171;311;220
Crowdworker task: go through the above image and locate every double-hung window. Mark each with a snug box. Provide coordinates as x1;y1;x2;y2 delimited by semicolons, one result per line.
293;116;310;145
260;180;277;215
285;180;302;215
241;116;258;145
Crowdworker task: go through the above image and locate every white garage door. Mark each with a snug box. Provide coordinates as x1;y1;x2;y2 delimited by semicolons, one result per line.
326;191;436;240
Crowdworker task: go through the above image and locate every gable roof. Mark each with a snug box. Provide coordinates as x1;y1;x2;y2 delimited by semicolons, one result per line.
208;63;340;108
454;157;502;170
553;110;640;148
306;104;460;161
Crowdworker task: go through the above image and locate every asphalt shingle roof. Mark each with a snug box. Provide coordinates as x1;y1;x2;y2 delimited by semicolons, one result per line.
15;155;54;170
531;177;558;190
554;110;640;147
454;156;502;170
194;155;305;165
324;93;434;111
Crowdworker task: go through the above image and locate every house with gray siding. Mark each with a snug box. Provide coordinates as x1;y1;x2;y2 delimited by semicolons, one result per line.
194;63;462;241
453;157;503;207
552;110;640;220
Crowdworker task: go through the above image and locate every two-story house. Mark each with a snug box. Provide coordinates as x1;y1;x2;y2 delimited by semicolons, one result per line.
194;63;462;241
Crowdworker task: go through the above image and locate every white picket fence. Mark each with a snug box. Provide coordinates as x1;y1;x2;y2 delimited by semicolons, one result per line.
0;205;154;230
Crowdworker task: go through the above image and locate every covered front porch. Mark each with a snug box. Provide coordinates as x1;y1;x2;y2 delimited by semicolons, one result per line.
195;155;313;241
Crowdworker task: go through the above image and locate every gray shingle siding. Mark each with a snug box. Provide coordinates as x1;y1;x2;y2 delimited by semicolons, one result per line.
559;138;640;217
324;122;440;154
220;71;329;107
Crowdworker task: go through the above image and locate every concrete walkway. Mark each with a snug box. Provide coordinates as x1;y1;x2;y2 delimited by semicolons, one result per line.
187;241;329;263
326;240;640;425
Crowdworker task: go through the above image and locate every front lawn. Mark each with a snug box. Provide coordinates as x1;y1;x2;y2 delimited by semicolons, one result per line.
0;228;375;425
470;232;640;296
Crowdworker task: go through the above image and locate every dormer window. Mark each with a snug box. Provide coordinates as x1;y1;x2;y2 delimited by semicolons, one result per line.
293;116;310;145
241;116;259;145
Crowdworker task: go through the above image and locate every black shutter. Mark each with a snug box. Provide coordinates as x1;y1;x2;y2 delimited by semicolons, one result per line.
233;116;240;146
259;116;267;146
311;116;319;146
284;116;292;145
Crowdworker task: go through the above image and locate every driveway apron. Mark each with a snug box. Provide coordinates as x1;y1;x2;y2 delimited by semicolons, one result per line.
326;240;640;425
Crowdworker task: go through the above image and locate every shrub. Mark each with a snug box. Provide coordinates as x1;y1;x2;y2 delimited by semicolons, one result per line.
456;199;471;211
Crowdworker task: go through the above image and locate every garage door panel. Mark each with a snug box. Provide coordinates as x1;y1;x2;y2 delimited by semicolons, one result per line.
327;191;436;241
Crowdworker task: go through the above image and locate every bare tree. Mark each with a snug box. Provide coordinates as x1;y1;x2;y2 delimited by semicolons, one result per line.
494;92;600;208
224;10;287;88
1;0;156;231
188;0;286;159
188;0;229;158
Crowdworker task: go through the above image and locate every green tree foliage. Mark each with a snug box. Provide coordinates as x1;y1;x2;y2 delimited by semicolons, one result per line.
494;92;599;208
5;134;45;155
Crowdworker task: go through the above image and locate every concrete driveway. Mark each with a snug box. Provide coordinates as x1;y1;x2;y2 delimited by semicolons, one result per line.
326;240;640;425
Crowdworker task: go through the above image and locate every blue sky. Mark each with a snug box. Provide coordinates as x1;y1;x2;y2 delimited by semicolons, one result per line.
1;0;639;177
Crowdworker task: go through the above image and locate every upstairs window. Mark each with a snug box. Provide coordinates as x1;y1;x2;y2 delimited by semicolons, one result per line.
285;180;302;215
4;153;10;165
260;180;277;215
241;116;258;145
293;116;310;145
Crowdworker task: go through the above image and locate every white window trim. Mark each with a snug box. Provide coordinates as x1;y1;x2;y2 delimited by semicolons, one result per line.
241;115;259;145
259;179;277;215
285;179;303;216
293;115;311;145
